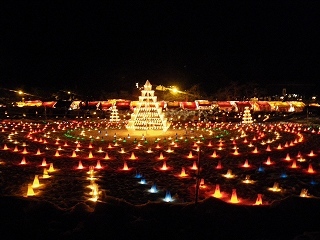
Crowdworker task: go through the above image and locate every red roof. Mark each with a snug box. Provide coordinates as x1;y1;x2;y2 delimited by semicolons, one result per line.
99;101;112;110
180;102;197;110
217;101;233;107
42;101;56;108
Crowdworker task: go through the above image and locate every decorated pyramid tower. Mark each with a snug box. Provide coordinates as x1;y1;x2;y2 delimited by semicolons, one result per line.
126;80;170;132
109;105;120;122
242;106;253;124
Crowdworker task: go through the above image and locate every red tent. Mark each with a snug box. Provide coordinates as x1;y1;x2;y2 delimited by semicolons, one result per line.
99;101;112;111
116;100;131;110
256;101;271;112
42;101;57;108
235;101;252;112
217;101;233;112
180;102;197;110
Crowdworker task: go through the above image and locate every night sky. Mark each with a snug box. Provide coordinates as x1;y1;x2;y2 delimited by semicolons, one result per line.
1;1;319;97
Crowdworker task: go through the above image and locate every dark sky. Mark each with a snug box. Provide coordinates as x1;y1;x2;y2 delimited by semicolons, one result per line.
1;1;319;97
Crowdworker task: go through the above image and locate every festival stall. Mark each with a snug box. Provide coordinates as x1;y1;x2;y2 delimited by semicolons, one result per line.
251;101;272;112
235;101;252;112
217;101;234;112
99;101;113;111
195;100;212;110
288;101;305;112
180;101;197;110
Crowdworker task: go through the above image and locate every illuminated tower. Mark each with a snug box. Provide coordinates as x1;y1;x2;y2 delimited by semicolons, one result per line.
126;80;170;132
242;106;253;124
109;105;120;122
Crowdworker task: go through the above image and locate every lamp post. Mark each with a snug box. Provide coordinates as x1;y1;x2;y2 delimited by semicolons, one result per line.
194;146;201;205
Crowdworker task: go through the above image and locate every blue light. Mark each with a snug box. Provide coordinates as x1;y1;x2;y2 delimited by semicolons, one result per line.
149;184;158;193
258;165;265;172
280;172;288;178
134;172;142;178
164;190;173;202
310;179;318;185
139;178;147;184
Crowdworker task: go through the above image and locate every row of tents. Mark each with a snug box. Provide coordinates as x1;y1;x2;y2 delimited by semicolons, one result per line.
12;99;307;112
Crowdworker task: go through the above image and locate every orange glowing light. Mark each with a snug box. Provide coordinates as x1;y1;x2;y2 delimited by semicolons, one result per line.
187;151;194;158
160;161;169;170
223;169;235;178
158;152;165;160
264;156;272;165
20;157;27;165
22;147;28;154
242;159;250;168
54;150;60;157
213;184;222;198
207;141;212;147
190;161;198;170
71;150;77;158
129;152;137;160
254;194;263;205
122;161;129;171
300;188;308;197
230;189;239;203
179;167;188;177
104;152;110;160
3;144;8;150
285;153;291;161
27;184;35;197
95;160;102;169
41;158;47;166
32;175;40;188
48;163;55;172
252;147;258;153
308;150;316;157
290;160;298;168
36;148;41;155
78;160;84;169
269;182;281;192
211;150;218;158
277;144;282;150
216;160;222;169
307;163;315;173
42;168;50;179
233;148;240;155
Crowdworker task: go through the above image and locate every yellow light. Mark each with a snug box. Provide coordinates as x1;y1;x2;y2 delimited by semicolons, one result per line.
18;90;24;95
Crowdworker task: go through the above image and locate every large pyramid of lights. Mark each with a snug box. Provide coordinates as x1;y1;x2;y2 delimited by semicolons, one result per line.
242;106;253;124
126;80;170;132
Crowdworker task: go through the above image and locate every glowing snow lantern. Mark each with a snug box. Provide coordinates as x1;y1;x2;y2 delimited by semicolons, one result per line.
89;183;99;202
187;151;194;159
54;150;60;157
149;184;158;193
158;152;165;160
284;153;291;161
252;147;259;153
160;161;169;170
77;160;84;169
276;144;282;150
269;182;281;192
32;175;40;188
264;156;273;165
48;163;55;172
98;147;103;153
166;146;173;153
300;188;308;198
213;184;222;198
129;152;137;160
71;150;77;158
242;159;250;168
307;163;315;173
120;148;125;154
230;189;239;203
20;156;27;165
308;150;316;157
207;141;213;147
42;168;50;179
104;152;110;160
200;179;206;189
211;150;218;158
95;160;102;169
233;148;240;155
22;147;28;154
290;160;298;168
164;191;173;202
41;158;47;166
88;143;93;148
216;160;222;169
122;161;129;171
27;184;35;197
223;169;235;178
3;144;8;150
254;194;263;205
146;147;153;153
242;175;254;184
179;167;188;177
88;151;94;158
36;148;41;155
190;161;198;170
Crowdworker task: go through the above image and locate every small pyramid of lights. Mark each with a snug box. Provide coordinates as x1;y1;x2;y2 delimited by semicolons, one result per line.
126;80;170;132
242;106;253;124
109;104;120;123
